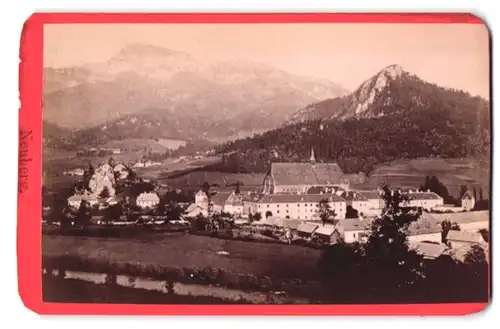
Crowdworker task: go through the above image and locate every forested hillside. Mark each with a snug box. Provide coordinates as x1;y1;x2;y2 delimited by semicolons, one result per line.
215;71;490;175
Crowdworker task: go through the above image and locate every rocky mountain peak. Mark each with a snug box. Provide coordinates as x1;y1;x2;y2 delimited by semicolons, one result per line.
110;43;195;62
289;64;409;123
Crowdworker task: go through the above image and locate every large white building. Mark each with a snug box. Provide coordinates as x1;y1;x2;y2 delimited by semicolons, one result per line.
193;190;244;216
257;193;347;220
340;191;384;217
136;192;160;209
67;193;98;209
402;190;444;210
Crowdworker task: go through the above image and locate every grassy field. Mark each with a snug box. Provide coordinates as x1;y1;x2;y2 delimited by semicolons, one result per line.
361;157;490;198
43;276;249;304
42;233;321;280
158;170;265;189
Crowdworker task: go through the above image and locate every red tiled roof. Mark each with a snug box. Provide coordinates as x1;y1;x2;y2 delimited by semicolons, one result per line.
260;193;345;204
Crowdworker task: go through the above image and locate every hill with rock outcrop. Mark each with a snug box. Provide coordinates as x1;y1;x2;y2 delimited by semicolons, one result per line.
215;65;490;176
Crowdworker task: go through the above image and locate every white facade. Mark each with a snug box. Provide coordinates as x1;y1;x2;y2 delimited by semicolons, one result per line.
257;194;346;220
407;232;442;244
461;192;476;211
67;194;98;208
403;191;444;210
195;190;209;207
342;229;370;244
136;192;160;209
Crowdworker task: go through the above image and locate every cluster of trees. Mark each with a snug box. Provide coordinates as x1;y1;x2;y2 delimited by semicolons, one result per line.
214;73;489;175
419;175;489;210
316;186;489;303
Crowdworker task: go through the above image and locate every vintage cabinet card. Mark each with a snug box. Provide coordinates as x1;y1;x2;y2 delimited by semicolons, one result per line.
18;13;491;315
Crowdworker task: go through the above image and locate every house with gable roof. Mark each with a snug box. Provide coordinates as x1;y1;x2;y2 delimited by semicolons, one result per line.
262;149;353;195
209;191;244;216
461;190;476;211
402;190;444;210
340;191;381;217
407;216;442;243
334;217;375;243
312;225;339;244
445;230;487;250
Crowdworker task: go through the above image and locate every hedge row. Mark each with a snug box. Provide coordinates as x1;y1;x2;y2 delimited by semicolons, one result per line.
42;254;325;300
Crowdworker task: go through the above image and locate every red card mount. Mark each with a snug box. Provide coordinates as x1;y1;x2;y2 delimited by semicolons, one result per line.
18;12;489;315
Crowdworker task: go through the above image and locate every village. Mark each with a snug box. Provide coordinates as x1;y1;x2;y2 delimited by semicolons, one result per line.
43;147;490;266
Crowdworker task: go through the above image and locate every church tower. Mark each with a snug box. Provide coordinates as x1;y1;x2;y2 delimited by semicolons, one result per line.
310;148;316;164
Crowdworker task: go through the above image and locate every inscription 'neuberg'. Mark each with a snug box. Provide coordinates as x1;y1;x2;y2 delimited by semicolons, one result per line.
18;129;33;194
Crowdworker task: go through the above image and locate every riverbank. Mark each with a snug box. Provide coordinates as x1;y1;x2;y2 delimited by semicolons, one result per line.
43;270;310;304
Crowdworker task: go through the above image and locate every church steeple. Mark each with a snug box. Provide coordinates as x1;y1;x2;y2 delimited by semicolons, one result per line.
310;148;316;164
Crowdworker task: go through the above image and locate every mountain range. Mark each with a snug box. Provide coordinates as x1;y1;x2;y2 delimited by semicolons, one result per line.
215;65;490;174
43;43;347;144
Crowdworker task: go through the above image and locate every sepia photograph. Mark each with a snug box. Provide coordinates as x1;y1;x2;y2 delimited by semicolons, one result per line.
40;20;491;306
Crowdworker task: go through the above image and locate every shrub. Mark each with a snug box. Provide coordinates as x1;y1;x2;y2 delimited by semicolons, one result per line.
105;273;117;286
57;266;66;278
202;267;220;281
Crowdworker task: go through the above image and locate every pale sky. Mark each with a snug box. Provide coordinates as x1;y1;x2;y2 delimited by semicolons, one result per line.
44;23;490;98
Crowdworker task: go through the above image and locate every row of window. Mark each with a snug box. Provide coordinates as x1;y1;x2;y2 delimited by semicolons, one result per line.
259;203;345;208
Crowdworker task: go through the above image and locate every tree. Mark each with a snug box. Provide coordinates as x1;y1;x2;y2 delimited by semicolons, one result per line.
345;205;359;219
103;204;122;223
363;186;423;291
165;201;186;223
74;200;91;229
464;244;487;265
459;185;468;198
441;220;460;243
155;195;168;215
478;229;489;243
265;210;273;218
202;181;210;195
317;198;336;226
318;242;364;278
99;186;111;199
253;212;262;222
421;176;457;205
